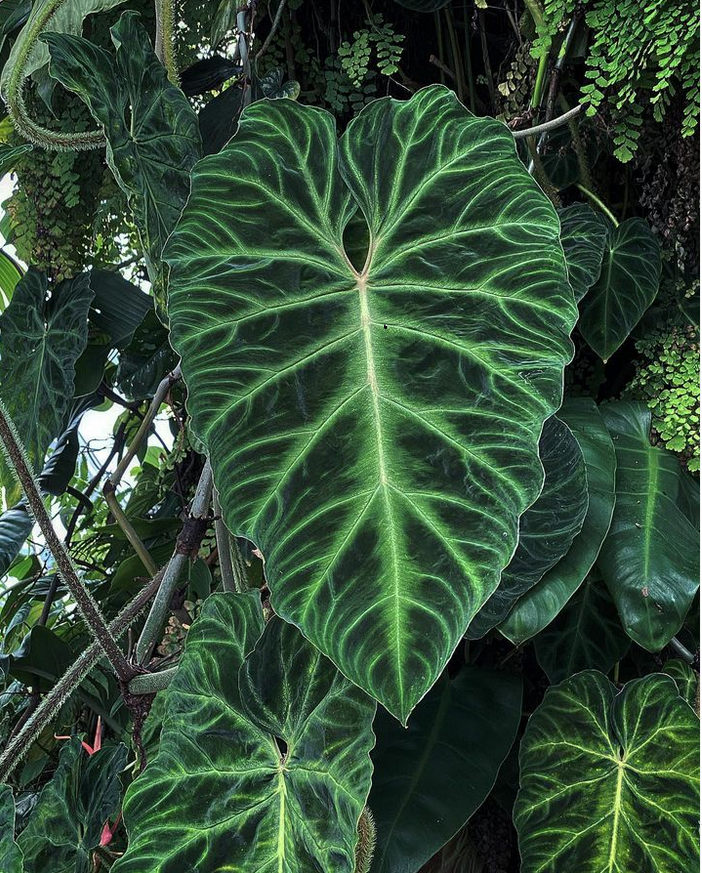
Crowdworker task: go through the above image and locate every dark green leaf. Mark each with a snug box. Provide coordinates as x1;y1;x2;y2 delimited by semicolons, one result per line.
515;671;700;872
0;784;22;873
8;624;74;689
44;12;202;317
258;68;301;100
578;218;661;360
534;571;630;682
164;86;576;721
663;659;698;710
559;203;608;301
394;0;451;10
0;505;33;579
369;666;522;873
113;593;376;873
599;401;700;650
0;270;93;478
198;83;242;155
88;269;151;348
500;398;617;644
468;415;588;638
115;309;178;401
18;739;127;873
181;54;240;96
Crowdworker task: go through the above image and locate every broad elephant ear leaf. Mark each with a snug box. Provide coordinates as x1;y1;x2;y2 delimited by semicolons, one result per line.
18;739;126;873
369;666;522;873
515;671;700;873
558;203;609;301
578;218;661;360
0;784;23;873
599;401;700;651
0;270;93;494
467;415;588;638
43;12;201;318
663;659;699;711
164;85;576;721
500;398;617;644
534;570;630;682
113;593;376;873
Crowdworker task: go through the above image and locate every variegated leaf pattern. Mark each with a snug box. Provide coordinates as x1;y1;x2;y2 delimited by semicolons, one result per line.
44;12;201;318
663;659;699;711
164;85;576;721
578;218;661;360
113;593;376;873
515;671;700;873
467;415;588;638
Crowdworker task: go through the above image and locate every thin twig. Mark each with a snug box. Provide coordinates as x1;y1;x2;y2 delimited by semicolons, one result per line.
255;0;287;62
669;636;696;665
429;54;456;81
0;401;133;682
513;104;582;138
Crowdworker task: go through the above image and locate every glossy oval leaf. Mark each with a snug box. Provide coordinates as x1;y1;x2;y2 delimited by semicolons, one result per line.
369;666;522;873
18;738;127;873
578;218;661;360
515;671;700;873
0;785;22;873
164;85;576;721
500;398;617;644
467;416;588;638
559;203;608;302
114;593;376;873
0;270;93;480
44;12;201;317
534;571;630;682
599;401;700;651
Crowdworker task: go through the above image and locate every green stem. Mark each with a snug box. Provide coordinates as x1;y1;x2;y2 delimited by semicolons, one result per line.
129;665;178;694
576;183;620;227
154;0;179;85
462;2;476;113
669;636;696;665
434;11;446;86
213;488;238;594
444;7;465;104
531;52;549;110
104;487;159;577
5;0;105;150
0;400;133;682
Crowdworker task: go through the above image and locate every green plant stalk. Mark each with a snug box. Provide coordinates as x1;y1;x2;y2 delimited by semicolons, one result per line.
576;183;620;226
0;568;164;782
213;488;238;594
4;0;105;150
104;486;159;577
444;7;465;104
0;400;134;682
129;665;178;694
154;0;179;85
135;460;214;664
434;11;446;86
514;105;582;139
462;1;476;114
530;52;549;110
523;0;545;30
669;636;696;665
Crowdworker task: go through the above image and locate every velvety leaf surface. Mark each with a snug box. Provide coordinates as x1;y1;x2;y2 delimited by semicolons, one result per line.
663;659;699;711
467;416;588;638
114;593;376;873
558;203;608;301
599;401;700;650
578;218;661;360
44;12;201;316
0;270;93;477
500;398;617;644
0;784;23;873
515;671;700;873
164;85;576;720
18;738;127;873
534;571;630;682
369;666;522;873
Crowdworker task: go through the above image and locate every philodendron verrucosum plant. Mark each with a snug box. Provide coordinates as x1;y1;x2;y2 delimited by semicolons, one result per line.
0;4;698;873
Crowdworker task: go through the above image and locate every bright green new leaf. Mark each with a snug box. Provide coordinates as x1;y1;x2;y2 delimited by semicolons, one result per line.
164;85;576;721
663;659;699;710
0;784;23;873
114;593;376;873
369;666;522;873
599;401;700;651
0;248;24;313
43;12;201;317
558;203;609;301
18;738;127;873
500;398;617;644
515;671;700;873
534;570;630;682
578;218;661;360
0;270;93;479
467;416;588;638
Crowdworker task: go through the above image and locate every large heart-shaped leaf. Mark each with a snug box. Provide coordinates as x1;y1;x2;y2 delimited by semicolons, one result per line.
369;666;522;873
599;401;700;651
515;671;700;873
113;593;376;873
500;398;616;644
534;571;630;682
0;785;22;873
0;270;93;482
558;203;608;302
18;738;127;873
44;12;201;317
664;659;699;710
578;218;661;360
467;415;588;638
164;85;576;721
